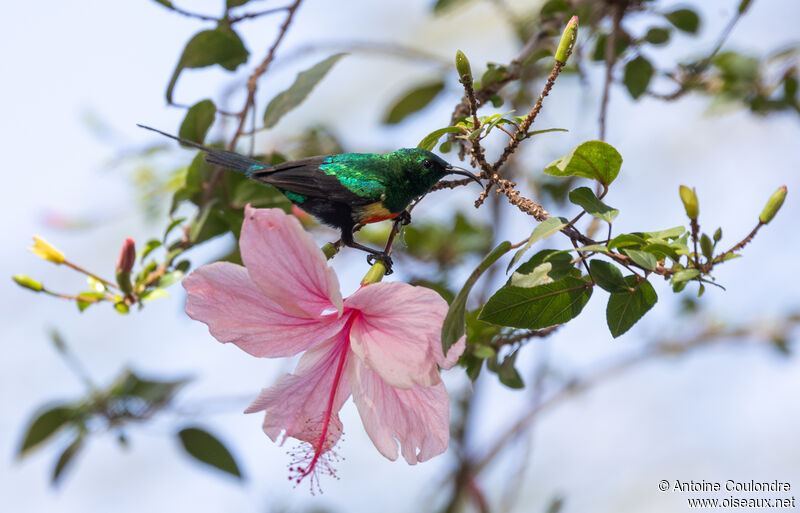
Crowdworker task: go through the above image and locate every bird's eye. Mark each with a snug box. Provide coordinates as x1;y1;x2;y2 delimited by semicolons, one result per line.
422;159;432;169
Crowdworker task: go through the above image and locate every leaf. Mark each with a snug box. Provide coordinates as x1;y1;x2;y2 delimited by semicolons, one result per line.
514;250;579;282
140;239;162;261
433;0;476;14
111;369;188;405
664;8;700;34
383;81;445;125
608;233;646;250
141;288;169;302
442;241;512;354
226;0;250;7
568;187;619;223
167;29;249;103
18;405;75;458
178;427;242;479
418;126;463;151
507;217;567;272
544;140;623;186
589;260;630;293
263;53;347;128
52;435;84;485
179;99;216;145
624;55;654;99
480;277;592;330
623;248;657;271
671;268;699;292
497;351;524;389
158;270;184;288
644;27;671;45
510;263;553;288
643;226;685;240
607;276;657;337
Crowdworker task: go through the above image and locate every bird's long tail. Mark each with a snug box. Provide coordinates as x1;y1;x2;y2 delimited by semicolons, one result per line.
137;124;268;174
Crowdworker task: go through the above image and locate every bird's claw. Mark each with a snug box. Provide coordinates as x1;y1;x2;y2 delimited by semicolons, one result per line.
367;253;394;275
397;211;412;226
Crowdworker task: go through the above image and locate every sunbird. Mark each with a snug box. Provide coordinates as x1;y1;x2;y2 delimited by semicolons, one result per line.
138;125;481;269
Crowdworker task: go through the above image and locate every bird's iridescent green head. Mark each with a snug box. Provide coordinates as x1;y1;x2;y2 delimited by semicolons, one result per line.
392;148;480;188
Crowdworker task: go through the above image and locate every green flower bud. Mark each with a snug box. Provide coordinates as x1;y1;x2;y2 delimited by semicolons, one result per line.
555;16;579;64
759;185;787;224
455;50;472;79
13;274;43;292
713;227;722;242
679;185;699;220
321;243;339;260
361;260;387;286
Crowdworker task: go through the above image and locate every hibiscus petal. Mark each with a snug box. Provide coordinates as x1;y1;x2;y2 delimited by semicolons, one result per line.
245;330;353;454
183;262;345;358
348;358;450;464
346;282;450;388
241;206;343;318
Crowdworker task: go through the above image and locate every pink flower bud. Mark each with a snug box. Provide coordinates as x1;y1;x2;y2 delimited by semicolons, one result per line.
116;238;136;274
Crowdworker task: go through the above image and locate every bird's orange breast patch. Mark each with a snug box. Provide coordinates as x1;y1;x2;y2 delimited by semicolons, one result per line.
356;202;399;224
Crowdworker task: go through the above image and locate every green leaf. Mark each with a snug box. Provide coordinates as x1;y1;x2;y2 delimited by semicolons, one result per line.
624;55;654;99
700;233;713;260
497;351;524;389
591;32;631;62
671;268;699;292
568;187;619;223
226;0;250;7
178;427;242;479
152;0;173;8
263;53;347;129
608;233;646;250
111;369;188;405
442;241;512;354
507;217;567;272
383;81;445;125
179;99;216;145
643;226;685;240
644;27;671;45
52;435;84;485
623;248;657;271
141;288;169;302
418;126;463;151
140;239;162;262
18;405;75;458
480;277;592;330
167;29;249;103
607;276;657;337
664;8;700;34
433;0;474;14
544;140;623;186
158;270;184;288
589;260;629;293
510;263;554;288
514;250;579;282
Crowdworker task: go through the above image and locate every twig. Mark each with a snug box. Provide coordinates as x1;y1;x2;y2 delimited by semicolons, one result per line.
471;312;800;474
201;0;303;205
599;3;625;140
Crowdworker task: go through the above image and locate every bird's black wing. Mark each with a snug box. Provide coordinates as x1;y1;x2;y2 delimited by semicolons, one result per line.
250;158;379;206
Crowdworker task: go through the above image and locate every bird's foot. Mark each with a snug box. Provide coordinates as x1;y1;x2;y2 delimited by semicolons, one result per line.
366;252;394;275
397;211;412;226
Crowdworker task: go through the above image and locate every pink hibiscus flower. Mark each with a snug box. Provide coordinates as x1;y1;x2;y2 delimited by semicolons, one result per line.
182;206;464;485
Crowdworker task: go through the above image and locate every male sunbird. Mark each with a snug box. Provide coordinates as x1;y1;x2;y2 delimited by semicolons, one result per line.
138;125;481;270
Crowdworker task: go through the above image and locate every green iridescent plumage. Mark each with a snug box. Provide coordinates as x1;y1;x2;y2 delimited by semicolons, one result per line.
138;124;481;270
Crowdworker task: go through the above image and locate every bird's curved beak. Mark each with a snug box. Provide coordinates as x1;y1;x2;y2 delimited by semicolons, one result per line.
446;165;482;186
